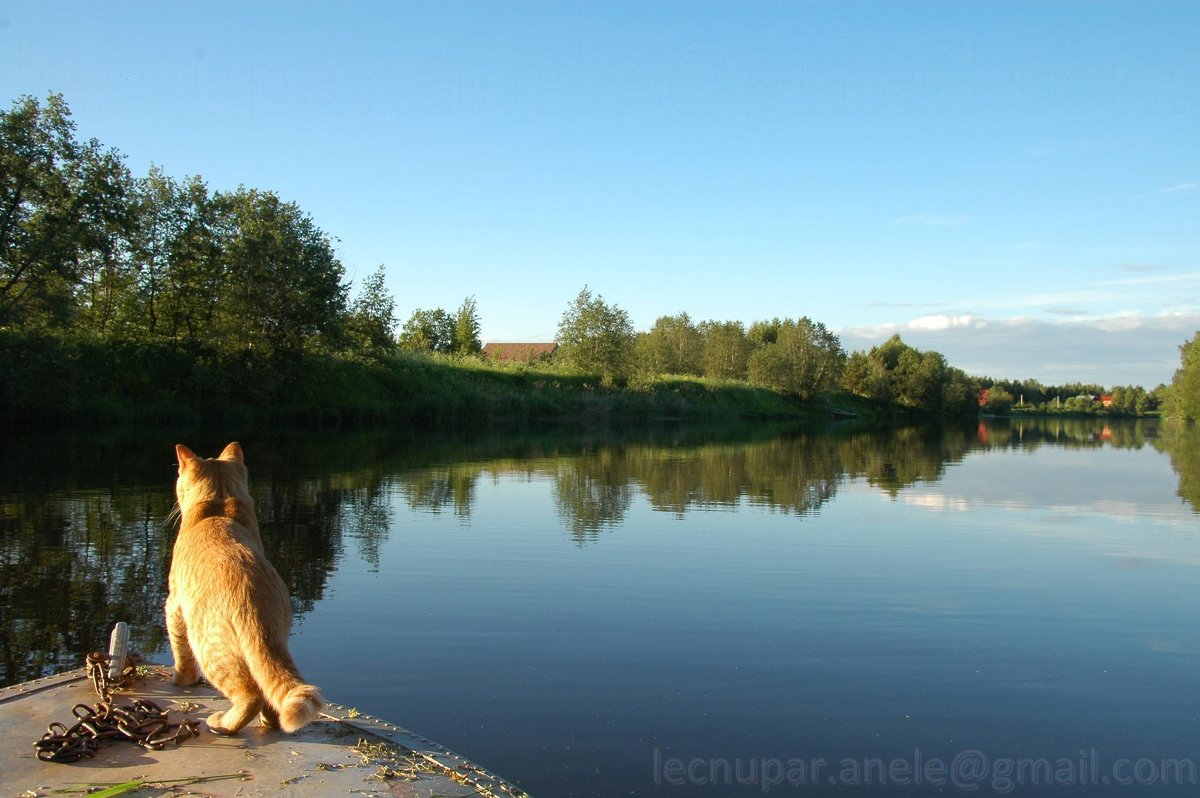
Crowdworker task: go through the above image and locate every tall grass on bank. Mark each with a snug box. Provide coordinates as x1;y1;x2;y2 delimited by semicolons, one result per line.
1;332;829;429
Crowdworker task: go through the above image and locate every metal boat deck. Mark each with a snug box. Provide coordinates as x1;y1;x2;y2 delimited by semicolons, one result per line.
2;665;530;797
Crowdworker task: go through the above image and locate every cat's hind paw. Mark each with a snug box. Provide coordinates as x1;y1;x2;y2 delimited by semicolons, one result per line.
259;705;281;729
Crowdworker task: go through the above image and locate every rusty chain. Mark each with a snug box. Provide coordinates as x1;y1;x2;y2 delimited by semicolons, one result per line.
33;651;202;763
88;649;136;702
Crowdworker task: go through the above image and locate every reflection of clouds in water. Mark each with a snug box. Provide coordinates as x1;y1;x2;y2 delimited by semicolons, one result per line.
1092;500;1151;521
902;493;976;512
991;498;1149;523
901;486;1183;528
891;482;1200;570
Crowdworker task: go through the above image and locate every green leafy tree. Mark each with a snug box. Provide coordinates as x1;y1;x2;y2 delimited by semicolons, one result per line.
1169;332;1200;422
125;168;223;346
145;173;223;347
214;187;348;357
0;93;132;330
398;307;454;352
982;385;1013;413
1047;382;1105;401
72;150;136;336
842;334;974;414
1107;386;1143;416
747;319;779;347
1062;394;1098;413
637;312;702;376
873;334;909;370
345;264;397;352
698;320;751;380
1139;387;1163;415
555;286;635;380
746;316;845;400
842;349;893;401
129;165;185;338
942;367;979;416
452;295;482;355
896;348;948;410
1015;378;1047;407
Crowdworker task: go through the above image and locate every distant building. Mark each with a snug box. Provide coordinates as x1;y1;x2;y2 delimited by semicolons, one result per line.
1100;395;1114;407
482;342;558;363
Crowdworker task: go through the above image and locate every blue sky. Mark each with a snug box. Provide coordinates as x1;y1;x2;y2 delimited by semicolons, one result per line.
2;1;1197;387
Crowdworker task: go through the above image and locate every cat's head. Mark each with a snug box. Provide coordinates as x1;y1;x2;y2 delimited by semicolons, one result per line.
175;442;250;509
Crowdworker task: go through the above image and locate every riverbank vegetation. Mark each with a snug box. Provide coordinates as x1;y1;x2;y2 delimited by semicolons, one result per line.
1165;332;1200;423
0;93;1186;429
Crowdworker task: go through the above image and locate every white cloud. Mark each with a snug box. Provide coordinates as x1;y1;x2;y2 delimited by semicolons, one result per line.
837;311;1200;387
1093;314;1150;332
906;314;980;332
844;314;987;338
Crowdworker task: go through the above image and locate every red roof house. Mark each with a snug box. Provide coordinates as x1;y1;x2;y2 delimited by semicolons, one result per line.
482;342;558;363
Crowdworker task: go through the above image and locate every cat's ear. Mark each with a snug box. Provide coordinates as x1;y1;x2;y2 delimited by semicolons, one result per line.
176;444;200;469
219;442;244;462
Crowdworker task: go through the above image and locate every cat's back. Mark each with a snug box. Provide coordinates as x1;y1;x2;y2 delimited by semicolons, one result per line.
171;513;291;623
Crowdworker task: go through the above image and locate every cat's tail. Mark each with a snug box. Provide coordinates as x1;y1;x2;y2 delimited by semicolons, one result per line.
245;641;324;733
276;682;324;733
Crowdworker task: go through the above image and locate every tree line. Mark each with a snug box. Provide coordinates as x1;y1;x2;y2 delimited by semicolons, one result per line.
973;378;1164;416
550;287;981;415
554;286;850;401
3;93;1187;422
1;93;396;360
546;286;1181;418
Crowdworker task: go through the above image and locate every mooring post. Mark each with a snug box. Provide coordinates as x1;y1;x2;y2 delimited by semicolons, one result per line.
107;621;130;681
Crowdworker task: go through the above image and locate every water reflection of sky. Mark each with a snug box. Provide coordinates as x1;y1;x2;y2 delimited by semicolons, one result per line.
873;446;1184;516
298;437;1200;797
865;445;1200;571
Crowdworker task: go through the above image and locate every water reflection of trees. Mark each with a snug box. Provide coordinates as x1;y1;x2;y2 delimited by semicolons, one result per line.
5;418;1197;685
974;417;1159;450
840;425;973;496
1152;423;1200;512
396;468;477;518
0;490;172;685
0;436;397;685
401;429;978;543
0;423;1057;683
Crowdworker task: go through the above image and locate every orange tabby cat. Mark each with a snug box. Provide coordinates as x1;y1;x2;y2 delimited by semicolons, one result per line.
166;442;323;734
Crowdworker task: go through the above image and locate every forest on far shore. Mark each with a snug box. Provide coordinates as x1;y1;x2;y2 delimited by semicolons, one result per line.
1;94;1192;427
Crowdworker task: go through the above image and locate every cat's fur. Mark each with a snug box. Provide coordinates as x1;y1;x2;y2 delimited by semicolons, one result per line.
166;442;323;734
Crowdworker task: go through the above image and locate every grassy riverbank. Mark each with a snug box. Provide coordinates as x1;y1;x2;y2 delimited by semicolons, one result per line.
2;331;872;429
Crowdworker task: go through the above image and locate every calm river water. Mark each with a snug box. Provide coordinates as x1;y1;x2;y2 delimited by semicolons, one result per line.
2;419;1199;796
